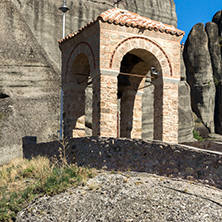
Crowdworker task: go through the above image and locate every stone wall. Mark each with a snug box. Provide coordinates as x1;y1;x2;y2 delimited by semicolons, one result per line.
183;141;222;153
23;137;222;189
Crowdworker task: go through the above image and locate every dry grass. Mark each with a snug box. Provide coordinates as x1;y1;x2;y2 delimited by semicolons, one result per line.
0;156;51;186
0;153;96;221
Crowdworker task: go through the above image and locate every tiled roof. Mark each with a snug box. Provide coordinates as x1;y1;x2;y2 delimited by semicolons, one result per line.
59;8;184;44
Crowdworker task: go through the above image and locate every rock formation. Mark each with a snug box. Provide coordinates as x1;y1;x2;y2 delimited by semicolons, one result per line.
206;22;222;134
178;49;194;143
0;0;60;165
184;23;216;134
184;10;222;136
212;10;222;36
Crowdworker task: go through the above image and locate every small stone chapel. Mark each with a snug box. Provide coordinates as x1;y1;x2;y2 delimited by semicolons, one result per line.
58;8;184;143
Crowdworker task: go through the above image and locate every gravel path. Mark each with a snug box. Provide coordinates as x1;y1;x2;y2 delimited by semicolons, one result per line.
16;171;222;222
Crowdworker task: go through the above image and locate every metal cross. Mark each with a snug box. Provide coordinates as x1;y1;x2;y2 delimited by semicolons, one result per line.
113;0;122;8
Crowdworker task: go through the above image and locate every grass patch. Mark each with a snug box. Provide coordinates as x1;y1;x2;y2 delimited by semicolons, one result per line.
193;129;205;141
0;155;96;221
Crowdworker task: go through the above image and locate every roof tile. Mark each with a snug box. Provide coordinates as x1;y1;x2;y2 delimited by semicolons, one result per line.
59;8;184;44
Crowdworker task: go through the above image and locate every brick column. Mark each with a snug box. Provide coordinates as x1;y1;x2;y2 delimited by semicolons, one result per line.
92;69;118;137
153;77;179;143
162;78;179;143
62;83;86;138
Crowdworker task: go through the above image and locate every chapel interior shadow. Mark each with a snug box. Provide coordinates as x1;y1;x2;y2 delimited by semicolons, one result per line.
64;53;92;138
118;49;162;139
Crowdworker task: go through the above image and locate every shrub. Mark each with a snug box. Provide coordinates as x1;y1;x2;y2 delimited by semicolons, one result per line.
193;129;205;141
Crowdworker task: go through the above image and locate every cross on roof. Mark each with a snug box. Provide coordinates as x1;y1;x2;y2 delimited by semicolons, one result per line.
113;0;122;8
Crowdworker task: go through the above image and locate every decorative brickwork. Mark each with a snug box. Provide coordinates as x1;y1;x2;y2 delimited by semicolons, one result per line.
63;41;96;83
59;8;184;143
110;36;172;76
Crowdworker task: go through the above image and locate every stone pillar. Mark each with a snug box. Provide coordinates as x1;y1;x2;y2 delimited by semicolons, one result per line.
153;82;163;141
92;69;118;137
153;77;179;143
162;78;179;143
63;83;86;138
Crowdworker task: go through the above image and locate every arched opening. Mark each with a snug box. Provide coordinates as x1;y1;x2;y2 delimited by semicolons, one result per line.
63;53;92;137
117;49;162;139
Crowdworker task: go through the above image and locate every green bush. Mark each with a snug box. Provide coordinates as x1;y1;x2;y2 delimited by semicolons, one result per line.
193;130;205;141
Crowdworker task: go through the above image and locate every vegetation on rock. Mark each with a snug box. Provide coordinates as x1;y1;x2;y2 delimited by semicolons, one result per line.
0;149;96;221
193;129;205;141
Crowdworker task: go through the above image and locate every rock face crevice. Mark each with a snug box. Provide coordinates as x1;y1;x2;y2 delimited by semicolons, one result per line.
184;10;222;135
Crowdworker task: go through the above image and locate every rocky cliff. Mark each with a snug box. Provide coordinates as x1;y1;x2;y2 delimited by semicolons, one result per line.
0;0;60;165
1;0;188;165
184;10;222;136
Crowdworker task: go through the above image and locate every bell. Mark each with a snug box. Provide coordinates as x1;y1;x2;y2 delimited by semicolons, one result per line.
117;91;122;99
118;74;131;87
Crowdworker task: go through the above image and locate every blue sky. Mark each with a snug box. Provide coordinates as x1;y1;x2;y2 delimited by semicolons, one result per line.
174;0;221;43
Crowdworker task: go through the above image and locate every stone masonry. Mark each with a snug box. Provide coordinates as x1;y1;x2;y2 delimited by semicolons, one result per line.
59;8;184;143
23;136;222;190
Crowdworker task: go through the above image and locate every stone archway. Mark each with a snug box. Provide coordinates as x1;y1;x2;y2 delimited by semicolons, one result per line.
63;52;93;138
110;37;172;77
115;47;163;140
108;37;179;142
64;42;96;83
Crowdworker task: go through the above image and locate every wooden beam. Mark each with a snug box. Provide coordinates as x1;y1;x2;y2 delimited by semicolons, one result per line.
76;73;89;76
119;72;155;78
138;84;153;90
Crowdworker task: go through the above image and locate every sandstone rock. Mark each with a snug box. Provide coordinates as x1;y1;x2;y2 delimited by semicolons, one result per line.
183;23;216;133
212;10;222;36
178;49;194;143
206;22;222;81
184;10;222;136
206;22;222;134
142;81;155;140
0;0;60;165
